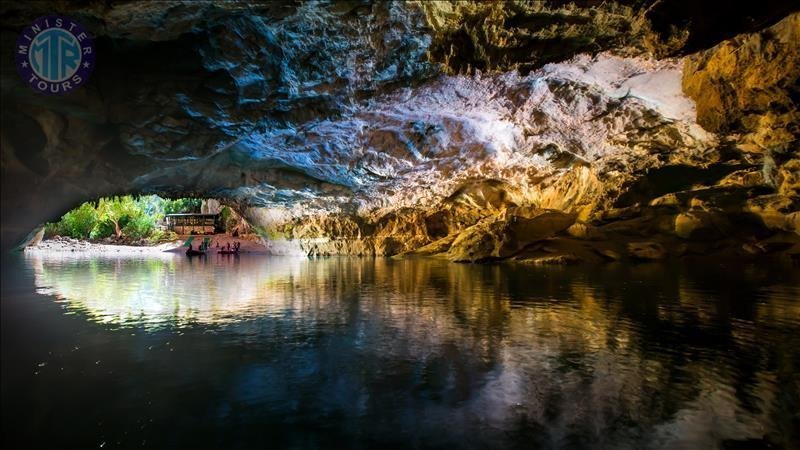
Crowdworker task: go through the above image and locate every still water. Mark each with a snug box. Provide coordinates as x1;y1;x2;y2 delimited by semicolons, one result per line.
2;253;799;449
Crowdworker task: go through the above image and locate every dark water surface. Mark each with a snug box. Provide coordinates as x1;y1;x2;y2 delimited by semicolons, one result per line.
2;253;799;449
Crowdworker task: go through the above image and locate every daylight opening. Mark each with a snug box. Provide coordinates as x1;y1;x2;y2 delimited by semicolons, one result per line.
38;195;259;252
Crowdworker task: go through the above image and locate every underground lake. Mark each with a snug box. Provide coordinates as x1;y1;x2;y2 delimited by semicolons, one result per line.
2;253;799;448
2;1;800;448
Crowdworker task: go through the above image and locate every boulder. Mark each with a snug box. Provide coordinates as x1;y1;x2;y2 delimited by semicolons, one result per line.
594;248;622;261
447;209;575;262
674;210;730;240
516;254;581;265
566;222;605;240
12;224;45;250
627;242;667;261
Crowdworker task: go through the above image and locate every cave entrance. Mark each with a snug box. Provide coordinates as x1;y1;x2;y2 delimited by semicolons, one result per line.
32;195;253;248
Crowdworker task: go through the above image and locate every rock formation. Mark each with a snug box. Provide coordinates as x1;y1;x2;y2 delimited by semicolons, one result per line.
1;1;798;263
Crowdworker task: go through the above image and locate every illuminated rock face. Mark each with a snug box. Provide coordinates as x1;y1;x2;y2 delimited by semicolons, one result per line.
1;2;798;260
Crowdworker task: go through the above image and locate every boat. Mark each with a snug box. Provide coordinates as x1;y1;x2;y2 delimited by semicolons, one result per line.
184;236;210;256
217;249;239;255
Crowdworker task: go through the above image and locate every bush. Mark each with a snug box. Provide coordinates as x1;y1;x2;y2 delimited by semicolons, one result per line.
146;229;178;245
58;202;98;239
136;195;166;220
89;220;114;240
253;225;287;240
44;222;63;238
122;214;155;240
44;195;209;243
164;198;202;215
219;206;232;232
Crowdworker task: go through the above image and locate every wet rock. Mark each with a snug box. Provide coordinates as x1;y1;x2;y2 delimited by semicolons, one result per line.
567;222;605;240
13;224;45;250
447;209;575;262
742;243;765;255
745;194;800;233
787;212;800;234
756;235;800;253
674;210;730;240
594;248;622;261
516;254;581;265
627;241;667;261
411;235;457;256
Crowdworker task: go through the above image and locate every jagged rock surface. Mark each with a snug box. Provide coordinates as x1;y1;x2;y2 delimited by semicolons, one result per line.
1;2;798;262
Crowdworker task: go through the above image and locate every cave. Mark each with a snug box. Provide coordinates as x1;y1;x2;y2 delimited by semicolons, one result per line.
1;1;798;449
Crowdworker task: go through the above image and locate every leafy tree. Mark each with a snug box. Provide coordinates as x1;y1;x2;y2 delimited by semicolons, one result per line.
219;206;233;232
122;214;155;239
90;220;116;240
164;198;202;215
57;202;97;239
135;195;165;220
45;195;209;242
96;196;140;238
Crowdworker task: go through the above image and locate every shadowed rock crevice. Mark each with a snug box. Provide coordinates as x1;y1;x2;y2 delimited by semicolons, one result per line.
419;0;800;74
2;110;49;176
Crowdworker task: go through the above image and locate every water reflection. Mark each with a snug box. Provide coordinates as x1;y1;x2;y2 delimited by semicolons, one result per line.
6;253;800;449
27;252;312;327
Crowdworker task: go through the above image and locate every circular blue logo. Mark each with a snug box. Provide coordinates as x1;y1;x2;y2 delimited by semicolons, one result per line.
15;16;95;95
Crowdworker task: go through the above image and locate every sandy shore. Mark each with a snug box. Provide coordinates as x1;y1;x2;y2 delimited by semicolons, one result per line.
27;234;269;255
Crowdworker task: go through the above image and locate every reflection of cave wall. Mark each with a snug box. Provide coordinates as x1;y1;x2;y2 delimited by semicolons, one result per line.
1;2;798;257
22;253;800;448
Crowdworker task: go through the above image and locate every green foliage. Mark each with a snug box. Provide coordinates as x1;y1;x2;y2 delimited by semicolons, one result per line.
253;225;288;240
164;198;202;215
122;214;155;239
146;229;179;245
89;220;116;240
44;221;63;238
219;206;236;232
135;195;167;221
57;202;98;239
283;222;294;238
96;196;140;237
45;195;204;244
